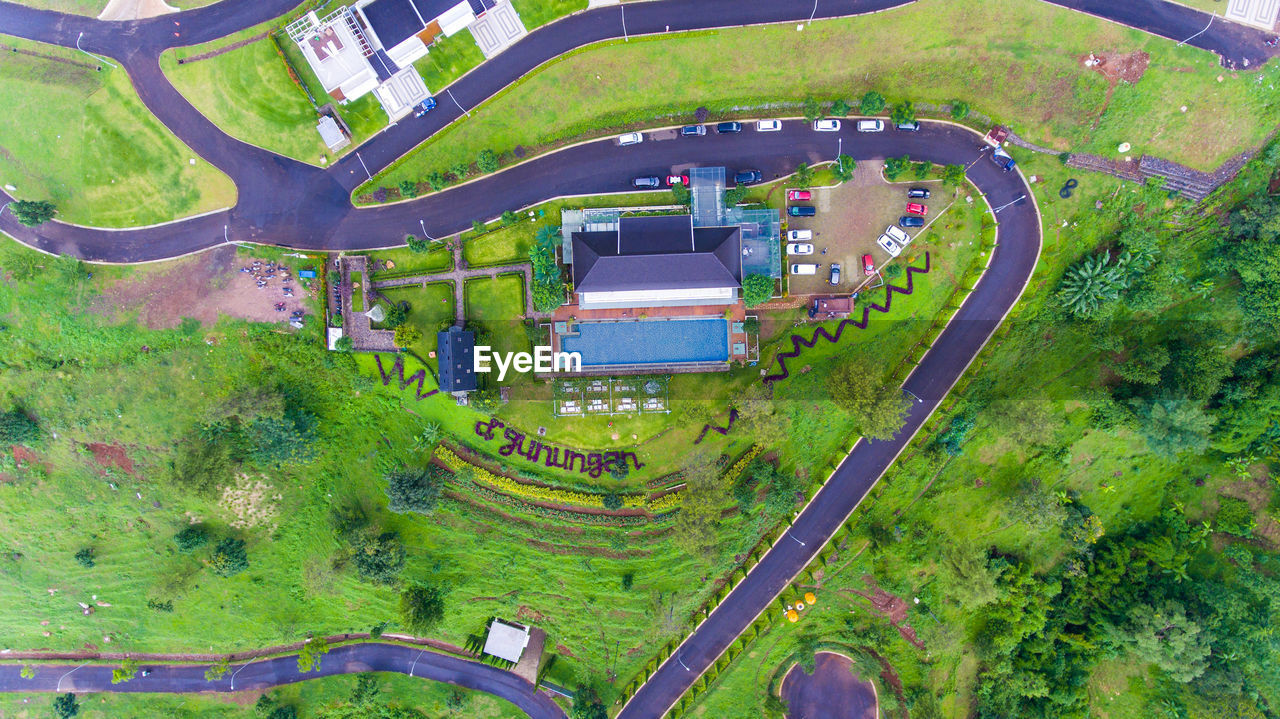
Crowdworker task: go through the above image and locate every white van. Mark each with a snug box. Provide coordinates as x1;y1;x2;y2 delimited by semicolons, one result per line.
617;132;643;146
786;229;813;242
790;263;818;275
856;119;885;133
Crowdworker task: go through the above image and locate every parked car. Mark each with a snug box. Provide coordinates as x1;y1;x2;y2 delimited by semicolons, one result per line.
899;215;925;228
734;169;763;185
884;225;910;246
786;229;813;241
856;119;885;132
991;147;1017;172
829;263;842;285
876;235;902;257
813;119;841;132
632;176;661;188
756;119;783;132
787;189;812;201
790;263;818;275
716;121;742;134
863;254;876;275
786;242;814;255
413;97;437;117
907;187;931;198
680;125;706;136
788;205;816;217
666;174;689;187
895;121;920;132
618;132;643;146
906;202;928;215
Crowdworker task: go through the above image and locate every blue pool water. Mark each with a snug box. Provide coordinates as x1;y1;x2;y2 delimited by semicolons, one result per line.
560;318;729;366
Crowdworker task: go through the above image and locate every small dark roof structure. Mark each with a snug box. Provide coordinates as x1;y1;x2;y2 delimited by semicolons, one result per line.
467;0;496;14
436;326;477;393
361;0;461;50
571;215;742;293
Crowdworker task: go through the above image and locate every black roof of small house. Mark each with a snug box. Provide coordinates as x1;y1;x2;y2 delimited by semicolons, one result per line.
571;215;742;293
436;326;477;392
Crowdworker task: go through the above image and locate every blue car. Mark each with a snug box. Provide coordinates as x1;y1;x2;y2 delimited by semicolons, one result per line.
413;97;437;117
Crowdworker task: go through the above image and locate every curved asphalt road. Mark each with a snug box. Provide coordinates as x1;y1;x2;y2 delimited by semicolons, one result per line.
0;643;564;719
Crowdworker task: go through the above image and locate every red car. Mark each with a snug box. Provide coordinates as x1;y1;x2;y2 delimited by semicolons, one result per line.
906;202;928;216
787;189;812;201
863;254;875;276
666;175;689;187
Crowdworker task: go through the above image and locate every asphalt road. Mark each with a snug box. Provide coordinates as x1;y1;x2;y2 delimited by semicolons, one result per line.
0;643;564;719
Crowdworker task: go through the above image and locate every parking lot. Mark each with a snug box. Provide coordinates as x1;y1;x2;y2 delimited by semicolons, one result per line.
783;162;943;296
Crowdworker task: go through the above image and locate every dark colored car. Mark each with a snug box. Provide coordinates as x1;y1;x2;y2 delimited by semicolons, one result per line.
632;176;662;188
413;97;437;117
895;121;920;132
681;125;706;136
734;169;763;185
907;187;931;198
788;205;816;217
829;263;842;285
899;215;925;228
716;121;742;134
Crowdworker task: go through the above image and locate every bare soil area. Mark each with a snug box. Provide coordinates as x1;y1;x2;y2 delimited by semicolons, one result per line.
89;246;312;329
85;442;135;476
1081;50;1151;122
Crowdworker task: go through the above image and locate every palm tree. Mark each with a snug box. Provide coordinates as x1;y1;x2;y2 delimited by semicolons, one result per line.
1058;251;1127;318
413;422;442;452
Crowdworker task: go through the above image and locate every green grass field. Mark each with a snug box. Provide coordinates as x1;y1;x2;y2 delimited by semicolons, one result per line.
378;282;455;355
510;0;588;29
362;0;1280;198
0;35;236;227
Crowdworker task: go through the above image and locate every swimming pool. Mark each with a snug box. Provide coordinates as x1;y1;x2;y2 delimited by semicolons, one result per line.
559;318;729;366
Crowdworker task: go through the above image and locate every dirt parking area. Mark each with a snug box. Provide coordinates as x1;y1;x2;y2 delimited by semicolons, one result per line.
783;162;944;296
89;246;315;329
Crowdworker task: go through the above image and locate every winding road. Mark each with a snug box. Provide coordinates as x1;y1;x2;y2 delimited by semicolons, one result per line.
0;0;1271;716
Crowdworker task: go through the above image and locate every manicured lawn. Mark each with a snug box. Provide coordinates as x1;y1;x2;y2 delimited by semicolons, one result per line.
378;282;455;355
510;0;587;29
364;0;1280;197
464;220;539;267
413;30;486;93
361;243;454;280
463;273;530;357
0;35;236;227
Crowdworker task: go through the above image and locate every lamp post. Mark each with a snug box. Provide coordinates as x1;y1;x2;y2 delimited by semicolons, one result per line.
75;32;117;68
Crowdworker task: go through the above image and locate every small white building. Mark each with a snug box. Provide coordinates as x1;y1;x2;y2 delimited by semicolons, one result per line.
482;619;530;663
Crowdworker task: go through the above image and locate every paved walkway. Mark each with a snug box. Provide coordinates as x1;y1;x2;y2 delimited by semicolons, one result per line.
341;255;397;351
370;243;546;323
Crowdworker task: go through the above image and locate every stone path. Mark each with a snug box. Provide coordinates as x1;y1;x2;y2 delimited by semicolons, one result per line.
369;242;548;324
341;255;397;351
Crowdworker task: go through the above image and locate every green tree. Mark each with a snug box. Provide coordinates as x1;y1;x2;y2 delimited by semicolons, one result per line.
19;665;34;679
793;162;814;188
833;154;855;182
831;98;851;116
795;631;821;672
1008;480;1067;531
1104;601;1212;683
828;365;910;441
74;547;95;568
1134;399;1214;458
111;658;139;684
859;91;885;115
399;581;447;634
334;335;354;353
570;687;608;719
477;149;500;173
53;693;79;718
471;219;486;234
405;235;429;253
883;155;910;181
950;100;970;119
1116;345;1171;385
385;466;446;515
393;324;422;348
942;163;966;187
174;525;209;553
912;160;933;180
351;531;406;585
0;408;40;444
733;383;787;439
937;540;1000;608
398;180;417;199
9;199;56;226
669;449;726;562
349;673;381;705
532;281;564;312
742;273;774;307
1057;251;1129;318
501;210;519;225
1214;496;1255;537
890;101;916;125
210;537;249;577
205;656;229;681
802;97;823;122
297;635;330;673
724;185;749;205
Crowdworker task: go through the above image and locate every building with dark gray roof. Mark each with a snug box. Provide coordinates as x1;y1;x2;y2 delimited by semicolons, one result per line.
436;325;477;393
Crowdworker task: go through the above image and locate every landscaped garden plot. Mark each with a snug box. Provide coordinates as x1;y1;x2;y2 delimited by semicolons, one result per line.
463;273;530;358
412;29;486;93
464;219;541;267
510;0;587;29
362;243;453;280
377;282;455;355
0;35;236;227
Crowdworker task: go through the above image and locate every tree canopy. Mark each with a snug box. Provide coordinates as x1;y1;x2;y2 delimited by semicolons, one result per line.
827;365;910;441
385;465;446;515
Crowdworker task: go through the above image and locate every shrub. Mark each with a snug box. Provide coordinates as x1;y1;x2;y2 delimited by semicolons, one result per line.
477;149;500;173
471;219;486;234
802;97;823;122
426;172;446;191
1058;152;1071;165
831;99;850;116
792;162;814;188
399;581;447;634
742;274;774;308
53;693;79;718
334;336;353;352
210;537;248;577
0;408;40;445
1216;497;1256;537
884;155;910;181
671;183;691;204
724;186;748;205
890;101;916;125
450;162;470;180
833;154;855;182
942;163;966;186
913;160;933;180
603;492;623;510
859;91;885;115
694;106;709;123
950;100;970;119
532;281;564;312
398;180;417;199
10;200;55;227
393;324;422;348
174;525;208;553
405;235;429;253
74;548;95;568
501;210;518;225
385;466;446;515
371;187;388;203
351;531;406;584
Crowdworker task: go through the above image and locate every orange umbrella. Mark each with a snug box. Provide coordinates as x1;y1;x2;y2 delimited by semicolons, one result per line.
805;592;817;605
786;610;799;622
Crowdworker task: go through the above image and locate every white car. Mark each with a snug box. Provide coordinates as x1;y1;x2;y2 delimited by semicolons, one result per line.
813;119;841;132
884;225;910;246
786;229;813;242
756;120;783;132
856;119;885;133
790;263;818;275
617;132;643;146
786;242;814;255
876;234;902;257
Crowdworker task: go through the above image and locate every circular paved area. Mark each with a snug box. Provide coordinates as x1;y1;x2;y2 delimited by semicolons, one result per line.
781;652;877;719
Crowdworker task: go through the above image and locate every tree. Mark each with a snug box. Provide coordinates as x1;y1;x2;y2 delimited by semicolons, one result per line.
1057;251;1129;318
405;235;429;253
950;100;970;120
74;547;95;568
383;303;407;328
174;525;209;553
399;581;447;634
859;91;885;115
205;656;229;681
742;273;774;307
10;199;56;226
942;163;966;187
19;665;34;680
385;466;446;515
828;365;910;441
349;673;381;706
501;210;518;225
669;449;727;562
1133;398;1214;458
936;541;1000;608
477;149;500;173
1104;601;1212;683
671;182;691;204
1009;480;1067;531
471;219;486;234
0;408;40;444
111;658;139;684
833;154;855;182
733;383;787;439
890;100;916;125
989;401;1061;447
53;693;79;718
351;531;406;584
393;324;421;348
793;162;814;188
334;335;354;353
883;155;910;181
1214;496;1255;537
795;631;821;672
210;537;249;577
724;185;749;205
398;180;417;199
802;97;823;122
297;635;330;673
1116;345;1170;385
570;687;608;719
935;415;974;456
831;98;851;116
913;160;933;180
532;281;563;312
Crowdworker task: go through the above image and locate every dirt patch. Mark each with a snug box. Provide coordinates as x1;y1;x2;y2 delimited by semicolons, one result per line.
841;575;925;650
554;643;574;658
218;475;281;531
85;442;135;476
89;247;312;330
515;605;545;623
1081;51;1150;123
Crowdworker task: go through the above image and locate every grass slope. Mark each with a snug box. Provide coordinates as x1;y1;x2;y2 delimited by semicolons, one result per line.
0;35;236;227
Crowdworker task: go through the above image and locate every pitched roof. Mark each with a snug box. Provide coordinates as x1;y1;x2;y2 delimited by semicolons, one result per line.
571;215;742;293
436;326;476;392
361;0;464;50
